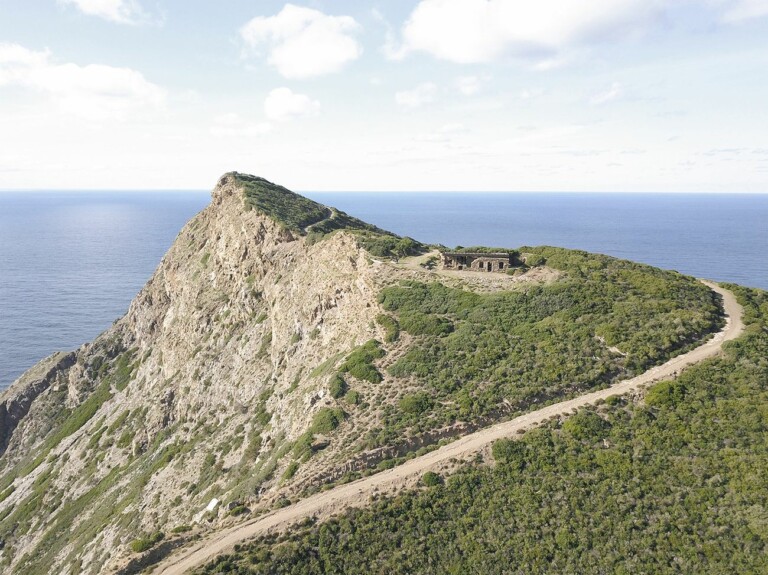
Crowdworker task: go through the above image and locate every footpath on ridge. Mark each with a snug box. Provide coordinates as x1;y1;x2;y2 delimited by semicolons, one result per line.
155;281;744;575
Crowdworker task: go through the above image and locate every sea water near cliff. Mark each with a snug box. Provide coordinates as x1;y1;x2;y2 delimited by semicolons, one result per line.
1;191;766;389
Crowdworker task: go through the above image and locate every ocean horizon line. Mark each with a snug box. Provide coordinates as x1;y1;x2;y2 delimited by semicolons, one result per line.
2;188;768;195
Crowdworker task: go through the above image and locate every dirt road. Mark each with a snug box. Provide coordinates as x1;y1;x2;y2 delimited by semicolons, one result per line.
156;282;743;575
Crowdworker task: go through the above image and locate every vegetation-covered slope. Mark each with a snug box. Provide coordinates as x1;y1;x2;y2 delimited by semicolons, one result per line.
239;173;331;232
197;285;767;575
237;173;423;258
364;247;722;450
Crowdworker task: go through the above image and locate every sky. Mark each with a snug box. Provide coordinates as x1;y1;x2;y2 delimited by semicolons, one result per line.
1;1;767;192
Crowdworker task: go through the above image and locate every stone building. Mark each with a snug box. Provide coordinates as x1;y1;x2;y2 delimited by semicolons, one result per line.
441;252;511;272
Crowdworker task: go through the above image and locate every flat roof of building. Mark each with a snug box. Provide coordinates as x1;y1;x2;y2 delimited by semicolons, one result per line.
442;252;511;258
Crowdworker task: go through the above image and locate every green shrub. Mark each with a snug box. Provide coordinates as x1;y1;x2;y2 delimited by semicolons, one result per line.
310;408;346;434
0;485;15;503
340;340;385;383
130;531;164;553
421;471;443;487
562;411;610;441
492;438;527;470
107;409;130;434
344;390;361;405
399;393;434;415
645;379;687;407
282;461;300;480
329;375;347;399
525;254;546;266
353;231;425;259
229;505;248;517
292;408;346;460
242;430;262;461
292;431;314;459
274;497;291;509
420;255;440;270
399;312;453;336
305;231;326;245
376;314;400;343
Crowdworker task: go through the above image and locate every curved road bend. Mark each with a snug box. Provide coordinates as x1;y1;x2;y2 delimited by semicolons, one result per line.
157;281;743;575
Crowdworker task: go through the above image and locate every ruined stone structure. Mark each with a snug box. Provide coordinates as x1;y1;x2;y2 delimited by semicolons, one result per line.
441;252;511;272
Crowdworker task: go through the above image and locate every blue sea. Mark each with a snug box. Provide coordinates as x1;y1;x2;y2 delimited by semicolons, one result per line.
1;191;766;390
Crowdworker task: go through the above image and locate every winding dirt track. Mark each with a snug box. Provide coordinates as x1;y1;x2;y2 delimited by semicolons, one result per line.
156;282;743;575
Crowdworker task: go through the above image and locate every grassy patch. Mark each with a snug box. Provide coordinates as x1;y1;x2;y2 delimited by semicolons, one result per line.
329;375;347;399
376;314;400;343
20;377;113;476
237;173;330;233
130;531;164;553
339;340;385;384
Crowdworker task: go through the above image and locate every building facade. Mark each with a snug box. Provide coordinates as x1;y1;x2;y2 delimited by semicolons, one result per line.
441;252;511;272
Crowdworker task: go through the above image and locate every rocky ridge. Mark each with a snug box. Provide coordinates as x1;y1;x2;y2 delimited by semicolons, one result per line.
0;174;400;574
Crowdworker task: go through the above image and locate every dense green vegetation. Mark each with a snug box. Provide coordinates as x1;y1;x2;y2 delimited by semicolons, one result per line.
368;248;722;446
375;314;400;343
235;173;425;258
338;340;385;384
293;407;347;461
196;285;767;575
328;375;347;399
351;232;423;259
130;531;164;553
239;174;330;233
451;246;520;256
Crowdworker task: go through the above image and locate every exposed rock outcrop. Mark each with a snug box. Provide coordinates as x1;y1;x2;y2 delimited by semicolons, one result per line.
0;173;399;574
0;351;76;455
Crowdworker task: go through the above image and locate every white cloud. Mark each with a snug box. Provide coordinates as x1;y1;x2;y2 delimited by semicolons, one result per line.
456;75;482;95
210;113;272;138
263;87;320;121
0;43;165;120
395;82;437;108
519;88;544;100
59;0;148;24
240;4;362;79
391;0;660;63
591;82;623;105
441;123;467;134
720;0;768;22
414;123;468;142
532;56;571;71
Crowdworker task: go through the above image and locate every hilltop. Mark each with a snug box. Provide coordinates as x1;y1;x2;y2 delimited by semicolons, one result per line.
0;173;730;574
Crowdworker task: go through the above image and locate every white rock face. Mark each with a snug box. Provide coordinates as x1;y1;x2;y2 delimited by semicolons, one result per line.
0;174;398;574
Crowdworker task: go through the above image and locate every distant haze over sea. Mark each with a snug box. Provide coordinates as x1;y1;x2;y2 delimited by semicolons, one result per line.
1;190;766;389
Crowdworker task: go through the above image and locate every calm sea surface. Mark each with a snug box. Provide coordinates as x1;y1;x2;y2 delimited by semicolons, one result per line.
1;191;766;389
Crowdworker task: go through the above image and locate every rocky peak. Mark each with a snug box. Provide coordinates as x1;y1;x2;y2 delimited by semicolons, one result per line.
0;173;397;574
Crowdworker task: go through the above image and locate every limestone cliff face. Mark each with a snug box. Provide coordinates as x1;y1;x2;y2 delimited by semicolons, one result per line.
0;174;393;574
